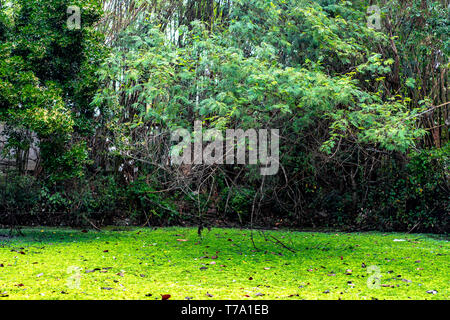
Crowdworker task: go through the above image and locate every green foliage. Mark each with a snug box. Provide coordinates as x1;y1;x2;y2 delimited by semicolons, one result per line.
0;171;39;214
0;0;447;232
218;186;256;222
126;177;179;224
347;143;449;233
96;1;426;154
0;0;105;182
89;0;445;232
68;175;122;222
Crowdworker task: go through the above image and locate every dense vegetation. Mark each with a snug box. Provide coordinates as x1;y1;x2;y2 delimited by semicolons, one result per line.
0;0;448;233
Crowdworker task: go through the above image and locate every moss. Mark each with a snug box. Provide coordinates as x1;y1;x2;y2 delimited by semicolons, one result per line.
0;227;448;300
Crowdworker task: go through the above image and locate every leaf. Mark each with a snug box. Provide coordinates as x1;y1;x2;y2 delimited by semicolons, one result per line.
161;294;171;300
206;293;214;297
176;239;188;242
86;268;101;273
405;78;415;89
402;279;412;283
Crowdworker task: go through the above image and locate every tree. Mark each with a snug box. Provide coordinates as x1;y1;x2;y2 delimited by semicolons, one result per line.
0;0;105;182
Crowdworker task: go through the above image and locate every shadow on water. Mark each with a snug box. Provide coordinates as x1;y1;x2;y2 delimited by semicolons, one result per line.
0;226;447;254
0;226;142;246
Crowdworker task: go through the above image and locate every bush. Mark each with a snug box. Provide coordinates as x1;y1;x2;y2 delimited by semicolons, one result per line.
0;171;40;225
361;143;449;233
